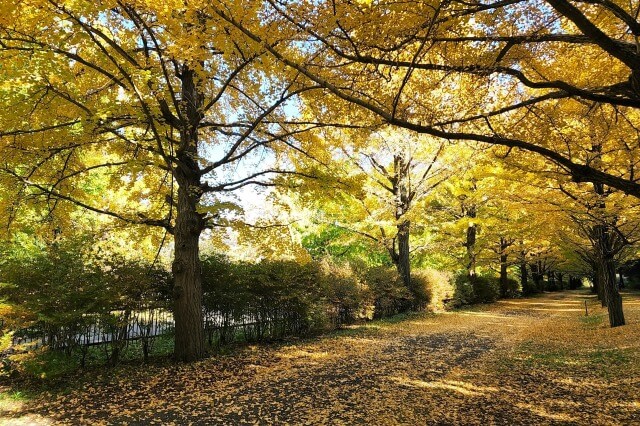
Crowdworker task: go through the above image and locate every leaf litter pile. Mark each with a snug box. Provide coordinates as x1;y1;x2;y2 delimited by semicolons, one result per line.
2;290;639;425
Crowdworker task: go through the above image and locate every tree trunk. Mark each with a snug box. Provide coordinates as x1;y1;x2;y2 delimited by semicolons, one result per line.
557;272;564;290
499;237;509;297
396;220;411;289
592;269;603;300
173;181;206;361
604;254;625;327
593;224;625;327
465;205;477;279
520;261;530;295
172;66;206;362
590;147;625;327
390;153;413;293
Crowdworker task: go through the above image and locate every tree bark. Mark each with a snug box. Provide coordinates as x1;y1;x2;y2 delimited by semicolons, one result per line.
465;205;477;279
593;223;625;327
531;261;543;292
389;153;413;292
172;66;206;362
604;254;625;327
520;261;530;295
172;180;206;361
557;272;564;290
396;220;411;289
499;237;510;297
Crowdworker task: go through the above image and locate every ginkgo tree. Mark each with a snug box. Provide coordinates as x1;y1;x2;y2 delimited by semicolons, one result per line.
0;0;316;361
282;125;452;292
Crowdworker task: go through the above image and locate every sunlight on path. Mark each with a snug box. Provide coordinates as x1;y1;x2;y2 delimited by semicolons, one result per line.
3;290;640;425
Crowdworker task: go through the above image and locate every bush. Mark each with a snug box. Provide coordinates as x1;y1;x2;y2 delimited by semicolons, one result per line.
0;237;171;364
451;272;475;307
0;238;109;352
472;275;501;304
410;269;453;311
244;260;324;339
200;256;425;341
363;267;413;318
318;260;371;325
408;271;431;310
201;256;330;343
451;273;501;306
500;277;520;298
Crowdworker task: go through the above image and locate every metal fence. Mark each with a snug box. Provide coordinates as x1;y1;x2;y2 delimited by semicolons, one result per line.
10;305;174;351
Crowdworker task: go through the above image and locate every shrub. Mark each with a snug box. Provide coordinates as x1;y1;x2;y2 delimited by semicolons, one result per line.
201;256;331;343
363;267;413;318
201;254;248;343
408;270;431;310
410;269;453;311
500;277;520;298
450;273;502;306
0;237;171;364
0;238;108;351
472;275;501;304
318;259;370;325
451;272;475;307
244;260;324;339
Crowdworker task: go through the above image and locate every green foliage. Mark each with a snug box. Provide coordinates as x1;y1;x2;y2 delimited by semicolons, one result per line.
500;277;520;299
472;275;501;304
0;237;107;345
363;267;412;318
202;255;327;343
7;334;175;381
451;272;475;307
0;235;171;363
451;272;501;305
300;224;390;266
200;255;419;342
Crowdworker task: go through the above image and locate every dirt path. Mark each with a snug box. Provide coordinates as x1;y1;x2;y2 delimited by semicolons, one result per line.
2;290;640;425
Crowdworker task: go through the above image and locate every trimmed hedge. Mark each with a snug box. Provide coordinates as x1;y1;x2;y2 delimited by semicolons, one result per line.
200;256;422;343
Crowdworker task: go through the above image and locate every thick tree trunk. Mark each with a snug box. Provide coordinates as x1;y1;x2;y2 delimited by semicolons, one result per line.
173;181;206;361
390;153;413;293
591;269;603;299
520;261;529;295
593;224;625;327
499;237;509;297
590;147;625;327
531;261;543;292
396;220;411;289
172;66;206;361
603;255;625;327
465;205;477;279
557;272;564;290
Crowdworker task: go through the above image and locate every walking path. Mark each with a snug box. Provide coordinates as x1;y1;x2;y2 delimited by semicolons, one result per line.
2;290;639;425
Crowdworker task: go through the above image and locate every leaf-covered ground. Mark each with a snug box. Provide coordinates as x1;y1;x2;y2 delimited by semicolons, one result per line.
2;290;640;425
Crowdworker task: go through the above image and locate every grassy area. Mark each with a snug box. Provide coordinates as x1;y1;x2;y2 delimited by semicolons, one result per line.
499;339;633;379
